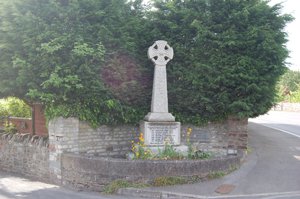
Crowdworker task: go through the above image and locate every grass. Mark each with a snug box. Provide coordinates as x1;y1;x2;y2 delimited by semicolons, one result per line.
207;171;226;179
153;176;187;186
102;179;148;194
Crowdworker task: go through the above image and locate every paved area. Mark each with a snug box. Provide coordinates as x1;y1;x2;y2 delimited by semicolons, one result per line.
250;111;300;137
0;171;142;199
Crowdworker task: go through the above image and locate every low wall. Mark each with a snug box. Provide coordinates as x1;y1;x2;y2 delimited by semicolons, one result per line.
0;117;248;191
273;102;300;112
61;153;242;191
9;117;32;134
0;133;49;181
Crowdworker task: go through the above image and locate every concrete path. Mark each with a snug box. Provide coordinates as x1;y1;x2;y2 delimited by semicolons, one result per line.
120;122;300;198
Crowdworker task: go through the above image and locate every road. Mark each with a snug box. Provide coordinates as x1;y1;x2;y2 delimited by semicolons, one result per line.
250;111;300;138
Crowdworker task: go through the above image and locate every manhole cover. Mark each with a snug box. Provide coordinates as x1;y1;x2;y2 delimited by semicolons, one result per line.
215;184;235;194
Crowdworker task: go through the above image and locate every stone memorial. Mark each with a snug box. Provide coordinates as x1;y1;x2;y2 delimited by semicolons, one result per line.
140;40;181;146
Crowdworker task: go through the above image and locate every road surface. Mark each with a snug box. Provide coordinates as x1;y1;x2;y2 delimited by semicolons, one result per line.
250;111;300;137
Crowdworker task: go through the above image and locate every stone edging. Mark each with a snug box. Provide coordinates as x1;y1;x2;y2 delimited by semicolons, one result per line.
61;153;243;191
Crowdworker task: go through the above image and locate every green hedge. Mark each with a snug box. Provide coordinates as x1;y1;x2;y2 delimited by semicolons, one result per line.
0;0;292;126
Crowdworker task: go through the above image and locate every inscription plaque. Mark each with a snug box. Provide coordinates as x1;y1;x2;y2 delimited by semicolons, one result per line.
141;121;180;146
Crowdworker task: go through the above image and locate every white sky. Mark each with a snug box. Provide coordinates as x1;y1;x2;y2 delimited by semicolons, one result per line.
270;0;300;71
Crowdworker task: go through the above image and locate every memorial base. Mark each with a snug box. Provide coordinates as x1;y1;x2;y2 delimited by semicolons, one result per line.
140;121;181;146
144;112;175;122
145;145;188;156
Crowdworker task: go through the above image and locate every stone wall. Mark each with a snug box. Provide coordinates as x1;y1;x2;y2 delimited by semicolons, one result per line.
61;153;242;191
273;102;300;112
0;117;248;191
0;133;49;181
181;117;248;155
48;117;137;181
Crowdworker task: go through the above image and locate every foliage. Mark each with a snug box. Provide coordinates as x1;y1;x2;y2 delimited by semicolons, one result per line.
0;0;292;125
207;171;226;179
4;122;17;134
131;133;153;159
153;176;187;186
149;0;293;121
102;179;148;194
0;0;149;127
131;129;211;160
155;144;184;160
0;97;31;118
103;179;148;194
290;88;300;103
276;70;300;102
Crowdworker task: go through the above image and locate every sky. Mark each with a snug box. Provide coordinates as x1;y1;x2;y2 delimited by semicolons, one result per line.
270;0;300;71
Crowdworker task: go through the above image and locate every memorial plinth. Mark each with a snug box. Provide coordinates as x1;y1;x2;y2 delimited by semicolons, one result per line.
140;40;182;148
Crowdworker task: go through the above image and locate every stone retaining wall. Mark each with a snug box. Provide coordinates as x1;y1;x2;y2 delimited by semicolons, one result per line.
61;153;242;191
0;117;248;191
273;102;300;112
0;133;49;181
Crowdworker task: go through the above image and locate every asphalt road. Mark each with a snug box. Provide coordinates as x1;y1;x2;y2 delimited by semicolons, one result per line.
250;111;300;137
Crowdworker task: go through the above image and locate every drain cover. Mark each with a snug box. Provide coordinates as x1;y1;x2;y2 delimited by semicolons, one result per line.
215;184;236;194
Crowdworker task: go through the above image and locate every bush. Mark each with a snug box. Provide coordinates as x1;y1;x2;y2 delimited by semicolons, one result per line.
0;97;31;118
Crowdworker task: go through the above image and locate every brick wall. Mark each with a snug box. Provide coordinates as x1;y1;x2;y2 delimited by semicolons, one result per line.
9;117;32;134
33;103;48;136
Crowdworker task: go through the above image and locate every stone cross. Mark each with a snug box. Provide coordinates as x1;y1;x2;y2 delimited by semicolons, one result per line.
144;40;175;122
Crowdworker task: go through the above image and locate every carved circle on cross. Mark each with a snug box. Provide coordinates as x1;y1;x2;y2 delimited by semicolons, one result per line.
148;40;174;66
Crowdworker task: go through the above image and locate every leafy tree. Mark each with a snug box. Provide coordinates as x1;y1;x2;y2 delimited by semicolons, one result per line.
0;0;149;126
276;70;300;102
148;0;292;122
0;97;31;118
0;0;293;126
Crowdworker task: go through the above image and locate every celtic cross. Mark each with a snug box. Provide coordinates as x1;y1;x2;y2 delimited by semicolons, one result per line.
148;40;174;66
144;40;175;122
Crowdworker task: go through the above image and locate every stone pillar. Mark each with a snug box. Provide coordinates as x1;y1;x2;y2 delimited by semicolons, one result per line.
227;117;248;155
141;40;181;147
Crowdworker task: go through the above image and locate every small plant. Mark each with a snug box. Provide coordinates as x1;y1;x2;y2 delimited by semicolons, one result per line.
4;122;17;134
155;144;184;160
131;133;153;159
208;171;226;179
186;128;212;160
103;179;147;194
153;176;187;187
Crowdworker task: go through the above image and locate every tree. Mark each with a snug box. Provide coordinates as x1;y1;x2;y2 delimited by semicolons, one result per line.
147;0;292;122
0;0;149;126
276;69;300;102
0;0;292;126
